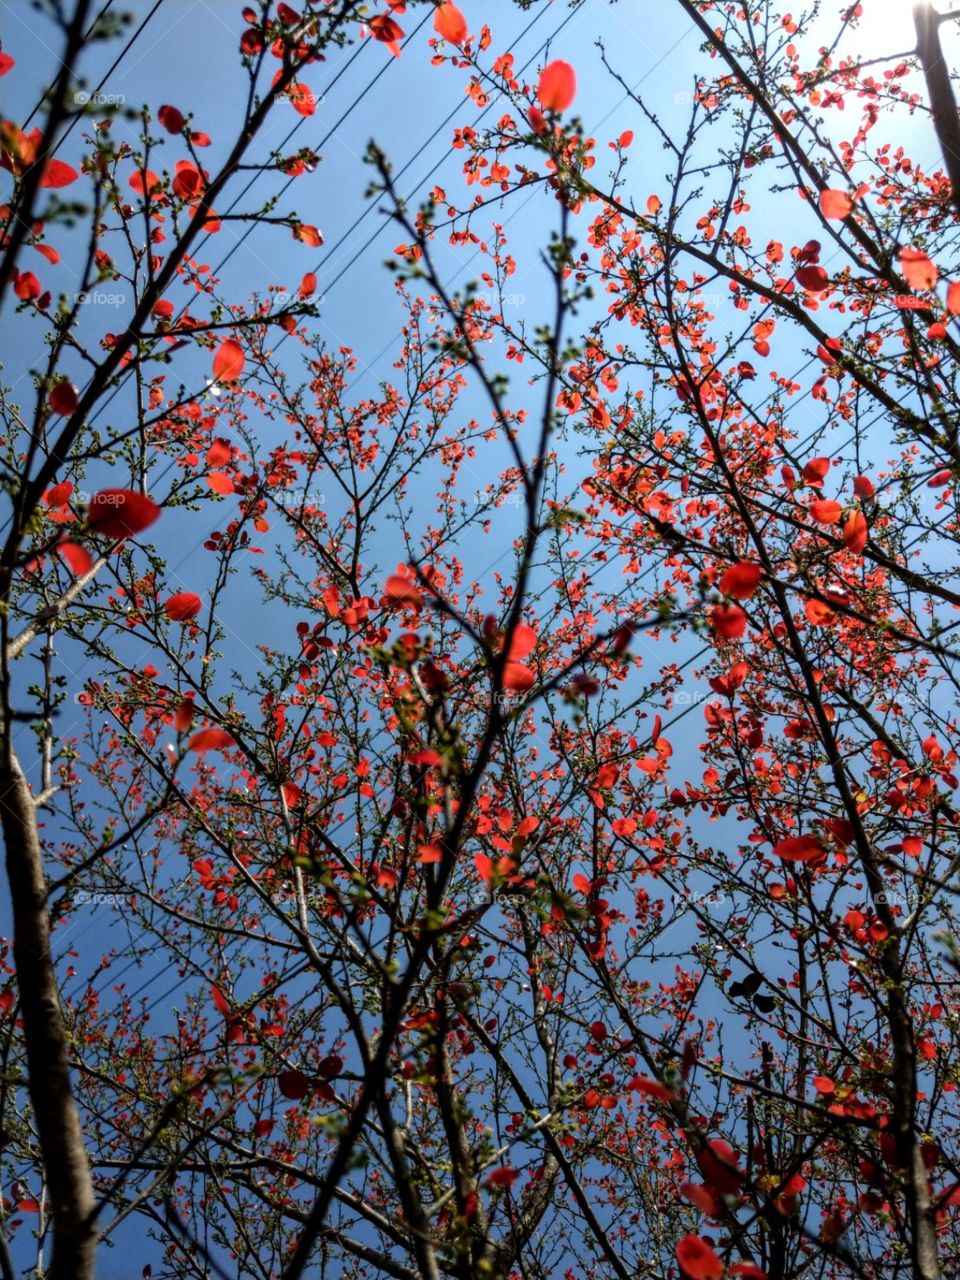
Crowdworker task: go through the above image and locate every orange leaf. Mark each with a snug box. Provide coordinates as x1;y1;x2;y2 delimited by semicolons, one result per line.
538;60;576;112
900;246;938;291
805;597;836;626
294;223;323;247
809;499;842;524
433;1;467;44
207;472;235;494
842;510;867;554
819;188;853;219
474;853;494;883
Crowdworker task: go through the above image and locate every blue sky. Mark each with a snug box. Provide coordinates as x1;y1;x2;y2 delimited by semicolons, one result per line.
0;0;948;1272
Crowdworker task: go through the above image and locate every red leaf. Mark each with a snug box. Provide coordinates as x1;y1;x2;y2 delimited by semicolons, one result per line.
710;604;747;640
0;54;14;76
368;14;404;44
676;1234;723;1280
129;168;161;195
506;622;537;661
158;104;185;133
947;281;960;315
795;265;829;292
174;699;195;732
207;438;231;467
45;481;73;509
502;661;535;691
819;188;853;219
14;271;41;300
188;727;234;753
628;1075;675;1101
299;271;317;299
485;1167;519;1188
773;835;826;862
853;474;875;501
433;1;467;45
813;1075;835;1094
384;574;422;607
698;1139;744;1194
48;381;78;416
58;541;93;575
211;985;230;1015
719;561;762;600
289;83;315;116
277;1069;311;1100
900;246;938;291
88;489;160;539
40;159;78;189
164;591;202;621
538;60;576;112
680;1182;725;1217
212;339;245;383
801;456;830;486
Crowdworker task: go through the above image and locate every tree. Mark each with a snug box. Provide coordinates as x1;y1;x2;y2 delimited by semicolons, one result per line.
4;2;960;1280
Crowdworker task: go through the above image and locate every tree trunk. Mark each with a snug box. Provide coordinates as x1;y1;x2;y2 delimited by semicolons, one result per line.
0;750;97;1279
